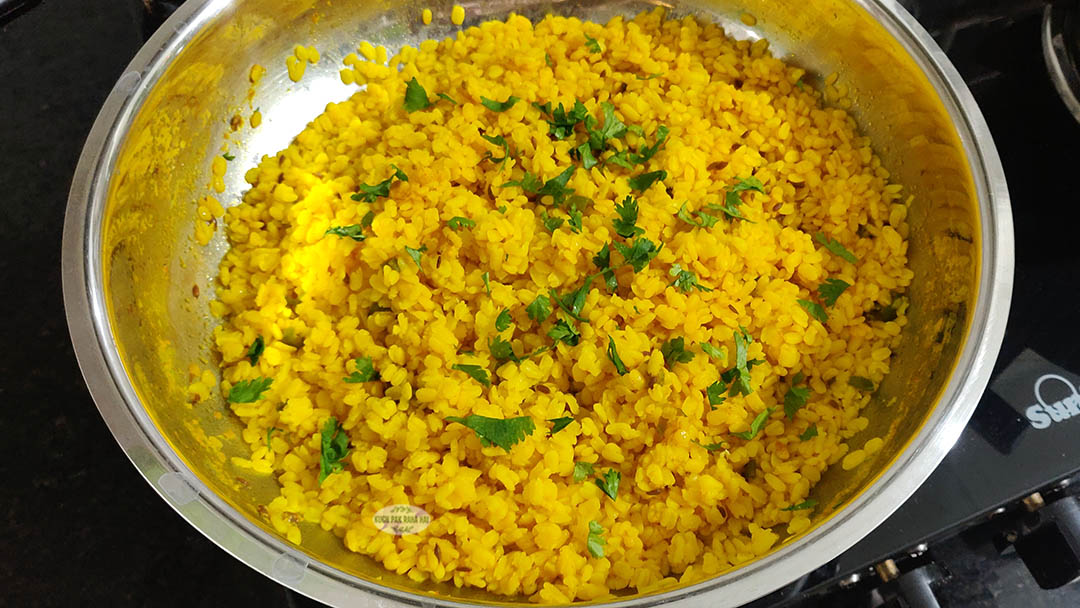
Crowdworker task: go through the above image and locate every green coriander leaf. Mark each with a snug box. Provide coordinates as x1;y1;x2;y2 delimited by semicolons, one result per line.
733;407;775;441
502;171;543;193
818;278;851;307
549;276;593;321
482;271;491;295
452;363;490;387
344;356;379;383
526;294;552;323
537;165;576;205
595;468;620;501
592;243;618;292
266;426;280;450
669;264;713;293
587;102;627;151
629;125;670;164
222;152;235;161
798;299;828;323
607;336;628;375
628;170;667;192
541;210;565;233
405;245;427;271
567;207;583;233
694;440;725;451
815;233;859;264
436;92;458;105
706;380;727;407
444;414;535;451
548;417;574;434
795;79;805;90
636;72;662;80
849;376;876;392
577;141;599;169
613;237;661;272
799;425;819;441
545;53;554;67
660;336;695;369
587;520;606;558
390;164;409;182
352;167;408;202
613;196;645;238
360;210;375;229
480;133;510;165
731;176;764;194
403;77;433;112
782;499;818;511
318;416;350;483
481;95;520;112
447;216;476;231
606;149;634;169
784;385;811;419
701;343;724;360
584;34;602;53
489;336;521;363
247;336;265;366
694;211;720;228
325;225;367;241
548;318;581;346
495;309;513;332
626;124;646;138
536;100;590;140
228;376;273;403
573;461;595;483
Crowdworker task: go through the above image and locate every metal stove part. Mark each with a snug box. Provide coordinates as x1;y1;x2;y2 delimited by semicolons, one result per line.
1014;494;1080;588
896;563;946;608
1044;1;1080;122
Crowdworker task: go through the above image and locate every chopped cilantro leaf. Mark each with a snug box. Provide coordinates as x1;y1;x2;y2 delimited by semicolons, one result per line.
669;263;713;293
798;299;828;323
592;243;618;292
266;426;280;450
731;176;764;195
444;414;535;451
586;102;627;151
584;34;602;53
613;237;661;272
541;210;565;233
706;380;727;407
629;125;670;164
694;440;725;451
784;384;811;419
567;207;583;234
360;210;375;229
403;77;433;112
436;92;459;105
701;343;724;360
351;166;408;202
587;521;606;557
447;216;476;231
636;72;662;80
502;171;543;193
537;165;576;205
799;425;819;441
782;499;818;511
536;100;590;140
495;309;513;332
606;149;634;169
612;196;645;238
344;356;379;383
480;133;511;165
628;170;667;192
661;337;695;369
577;141;599;169
595;469;620;501
247;336;265;366
481;95;520;112
849;376;876;392
325;225;367;241
607;336;628;375
705;176;763;222
573;461;595;483
548;318;581;346
818;278;851;307
526;294;552;323
733;407;775;441
545;53;554;67
548;417;574;434
318;416;350;483
722;328;758;396
222;152;235;161
677;203;721;229
489;336;521;363
482;271;491;295
550;276;593;321
815;233;859;264
228;377;273;403
452;363;490;386
405;245;427;271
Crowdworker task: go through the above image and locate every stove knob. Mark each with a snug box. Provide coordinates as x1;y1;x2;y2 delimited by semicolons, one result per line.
1014;495;1080;588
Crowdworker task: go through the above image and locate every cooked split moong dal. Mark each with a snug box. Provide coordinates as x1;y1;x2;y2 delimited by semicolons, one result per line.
195;7;914;603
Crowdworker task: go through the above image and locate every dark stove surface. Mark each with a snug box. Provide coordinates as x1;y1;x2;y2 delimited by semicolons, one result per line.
2;1;1078;606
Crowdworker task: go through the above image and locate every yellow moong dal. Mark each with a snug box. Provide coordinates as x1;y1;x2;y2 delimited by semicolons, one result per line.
198;7;913;603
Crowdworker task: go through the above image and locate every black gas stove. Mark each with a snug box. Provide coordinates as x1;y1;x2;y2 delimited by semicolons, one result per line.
1;1;1078;606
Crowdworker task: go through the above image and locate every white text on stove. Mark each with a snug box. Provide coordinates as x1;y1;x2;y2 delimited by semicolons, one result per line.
1025;374;1080;430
